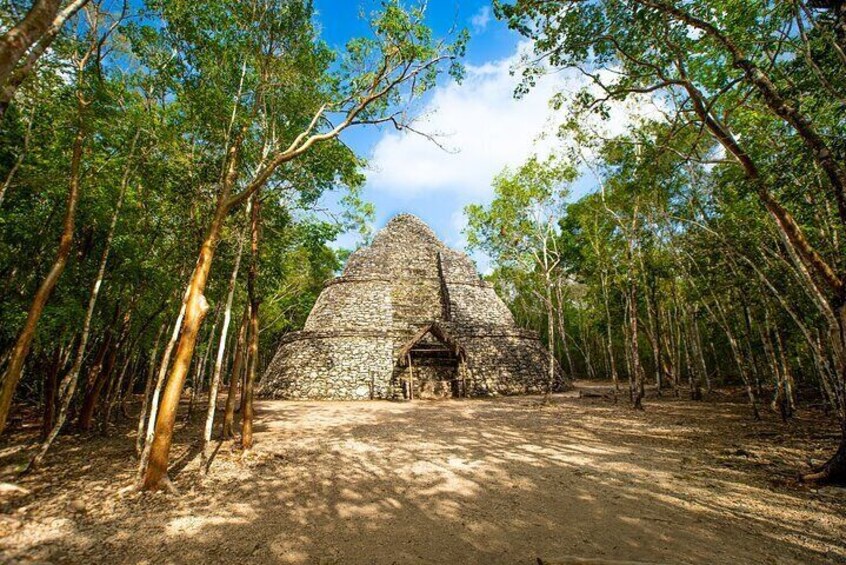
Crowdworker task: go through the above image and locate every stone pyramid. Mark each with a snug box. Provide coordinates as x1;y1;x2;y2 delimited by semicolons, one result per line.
260;214;562;400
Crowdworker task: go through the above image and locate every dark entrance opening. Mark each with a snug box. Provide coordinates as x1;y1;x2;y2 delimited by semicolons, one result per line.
397;323;466;400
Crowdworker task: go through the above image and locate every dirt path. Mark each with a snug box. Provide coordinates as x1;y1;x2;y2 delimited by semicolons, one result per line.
1;390;844;564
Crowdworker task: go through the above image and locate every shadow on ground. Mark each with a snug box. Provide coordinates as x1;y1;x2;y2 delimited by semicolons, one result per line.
0;386;844;564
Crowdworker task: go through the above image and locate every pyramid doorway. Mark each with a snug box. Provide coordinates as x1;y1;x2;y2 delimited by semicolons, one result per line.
396;323;466;400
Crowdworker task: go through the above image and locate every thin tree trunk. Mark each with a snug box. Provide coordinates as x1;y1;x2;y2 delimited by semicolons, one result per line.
683;310;702;400
0;0;89;118
136;321;166;456
626;210;644;410
201;232;244;474
714;305;761;421
0;97;85;436
692;316;711;394
141;131;245;490
188;307;220;422
601;271;619;397
40;348;60;440
241;193;261;450
102;352;132;434
629;282;644;410
78;304;134;434
648;280;663;392
136;295;189;482
776;329;797;413
741;301;765;397
25;135;133;467
78;337;117;432
0;0;63;88
554;282;576;379
545;278;556;396
222;304;249;439
623;291;634;399
710;340;721;384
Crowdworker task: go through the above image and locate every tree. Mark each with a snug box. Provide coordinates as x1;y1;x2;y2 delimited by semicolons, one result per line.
140;0;466;490
0;1;124;435
497;0;846;483
465;155;576;395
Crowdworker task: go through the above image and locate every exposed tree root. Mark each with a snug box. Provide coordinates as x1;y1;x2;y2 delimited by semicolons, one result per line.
802;426;846;486
135;474;179;494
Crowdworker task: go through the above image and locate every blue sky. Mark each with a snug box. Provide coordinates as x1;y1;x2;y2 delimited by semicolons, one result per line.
311;1;607;262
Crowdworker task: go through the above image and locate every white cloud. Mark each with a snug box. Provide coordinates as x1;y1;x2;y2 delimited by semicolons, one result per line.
362;40;667;258
367;41;571;199
470;6;492;33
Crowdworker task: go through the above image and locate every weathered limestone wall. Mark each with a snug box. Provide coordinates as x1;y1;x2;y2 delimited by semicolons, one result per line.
462;335;555;395
343;215;445;279
260;214;564;400
448;284;516;330
262;332;395;400
304;280;392;332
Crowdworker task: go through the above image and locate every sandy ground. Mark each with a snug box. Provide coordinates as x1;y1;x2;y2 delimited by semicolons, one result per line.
0;385;844;564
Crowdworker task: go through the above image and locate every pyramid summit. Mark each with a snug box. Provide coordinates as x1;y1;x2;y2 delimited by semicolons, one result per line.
260;213;562;400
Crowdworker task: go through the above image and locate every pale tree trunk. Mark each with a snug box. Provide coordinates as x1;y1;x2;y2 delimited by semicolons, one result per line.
0;94;86;436
775;329;797;413
241;193;261;450
625;210;644;410
762;310;793;421
141;127;248;490
0;0;63;88
705;295;761;420
623;292;634;398
222;304;249;439
141;219;221;489
741;301;765;397
136;298;187;483
0;0;89;118
136;321;166;455
683;309;702;400
709;340;721;384
188;304;221;421
201;231;244;474
645;280;663;392
579;319;596;380
138;286;188;484
629;282;644;410
545;279;556;396
601;271;619;397
196;308;220;397
678;252;761;417
554;282;576;378
691;315;711;394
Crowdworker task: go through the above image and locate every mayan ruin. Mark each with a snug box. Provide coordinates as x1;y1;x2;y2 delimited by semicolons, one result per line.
3;2;845;562
260;214;561;400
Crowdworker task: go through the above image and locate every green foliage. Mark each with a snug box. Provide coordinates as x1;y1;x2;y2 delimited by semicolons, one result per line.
465;155;576;270
0;0;460;410
480;1;846;401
